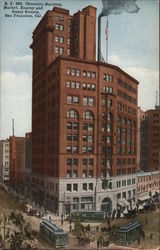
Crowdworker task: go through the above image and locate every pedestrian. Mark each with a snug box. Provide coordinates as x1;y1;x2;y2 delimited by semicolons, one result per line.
150;233;153;239
96;226;99;232
97;240;99;250
70;224;72;232
61;219;63;226
138;238;140;245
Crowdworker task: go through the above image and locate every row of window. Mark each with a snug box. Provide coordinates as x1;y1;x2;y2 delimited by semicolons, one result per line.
66;81;96;91
67;182;94;192
66;146;94;153
117;167;136;176
104;74;113;82
55;23;71;32
117;158;136;165
118;78;137;95
118;90;136;105
116;178;136;188
67;170;93;178
67;158;94;166
55;36;70;44
55;46;70;55
117;189;136;200
117;102;136;116
67;68;96;78
67;96;95;106
67;109;93;119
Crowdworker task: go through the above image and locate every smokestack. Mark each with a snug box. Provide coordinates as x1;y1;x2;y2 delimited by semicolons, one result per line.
98;15;102;61
12;118;14;136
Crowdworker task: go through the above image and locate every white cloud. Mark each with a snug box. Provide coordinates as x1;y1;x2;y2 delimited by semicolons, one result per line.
124;66;159;110
108;54;121;65
10;55;32;63
0;71;32;139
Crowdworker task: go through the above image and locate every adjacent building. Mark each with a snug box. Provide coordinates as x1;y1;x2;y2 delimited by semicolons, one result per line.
0;140;9;182
139;108;160;172
31;6;139;215
24;132;32;198
137;170;160;204
9;136;25;193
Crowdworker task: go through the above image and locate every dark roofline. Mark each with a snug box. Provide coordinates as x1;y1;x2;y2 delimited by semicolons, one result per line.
47;55;139;85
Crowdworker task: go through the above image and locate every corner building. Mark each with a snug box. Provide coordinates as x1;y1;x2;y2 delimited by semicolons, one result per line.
31;6;138;215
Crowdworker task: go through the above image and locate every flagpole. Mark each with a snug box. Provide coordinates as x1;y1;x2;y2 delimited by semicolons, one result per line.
106;16;108;63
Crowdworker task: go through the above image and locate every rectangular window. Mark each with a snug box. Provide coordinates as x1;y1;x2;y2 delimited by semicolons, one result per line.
68;26;71;32
67;122;72;129
59;16;64;21
82;146;87;153
88;124;94;131
92;72;96;79
83;123;88;130
67;184;72;191
67;38;71;44
83;135;87;142
73;170;78;178
56;16;60;20
67;96;72;104
67;68;71;75
87;71;91;78
83;71;87;77
89;97;94;106
89;170;93;177
67;48;70;55
67;146;72;153
82;82;87;89
76;82;80;89
83;159;87;165
73;146;78;153
55;46;59;53
67;170;72;178
60;25;64;30
73;183;78;191
83;97;88;105
72;68;76;76
71;81;75;88
89;183;93;190
67;158;72;166
73;134;78;141
88;135;93;142
76;69;81;76
83;183;87;190
55;24;59;30
55;36;59;42
59;47;64;54
73;96;79;104
73;122;78;130
92;84;96;91
59;37;64;43
88;146;93;153
66;80;70;88
73;158;78;165
67;134;72;141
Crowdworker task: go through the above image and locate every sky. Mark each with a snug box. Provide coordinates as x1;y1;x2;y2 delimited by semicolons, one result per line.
0;0;159;139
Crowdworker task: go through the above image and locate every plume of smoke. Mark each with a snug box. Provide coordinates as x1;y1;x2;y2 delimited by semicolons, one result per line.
100;0;140;17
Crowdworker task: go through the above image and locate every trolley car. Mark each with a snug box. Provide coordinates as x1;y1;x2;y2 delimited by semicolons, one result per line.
116;221;141;246
40;220;67;248
70;211;106;222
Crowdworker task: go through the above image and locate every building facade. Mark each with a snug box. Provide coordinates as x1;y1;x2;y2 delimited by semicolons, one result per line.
0;140;9;182
31;6;139;215
9;136;25;193
137;171;160;204
139;108;160;172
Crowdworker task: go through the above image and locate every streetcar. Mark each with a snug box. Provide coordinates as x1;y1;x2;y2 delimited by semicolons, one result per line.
116;221;141;246
70;211;107;222
40;220;67;248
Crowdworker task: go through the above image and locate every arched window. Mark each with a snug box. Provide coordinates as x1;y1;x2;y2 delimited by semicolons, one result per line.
83;111;94;120
67;109;78;118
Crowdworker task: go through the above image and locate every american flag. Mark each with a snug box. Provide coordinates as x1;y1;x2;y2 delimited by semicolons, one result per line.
105;17;108;40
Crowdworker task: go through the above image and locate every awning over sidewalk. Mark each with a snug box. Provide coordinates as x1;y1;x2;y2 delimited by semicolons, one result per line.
118;199;130;207
138;195;151;202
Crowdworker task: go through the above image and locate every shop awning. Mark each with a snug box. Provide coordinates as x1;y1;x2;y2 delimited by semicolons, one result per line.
118;199;130;207
138;195;151;201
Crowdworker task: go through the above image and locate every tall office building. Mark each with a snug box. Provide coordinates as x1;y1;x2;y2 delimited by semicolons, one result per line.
139;108;160;172
0;140;9;182
31;6;138;215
